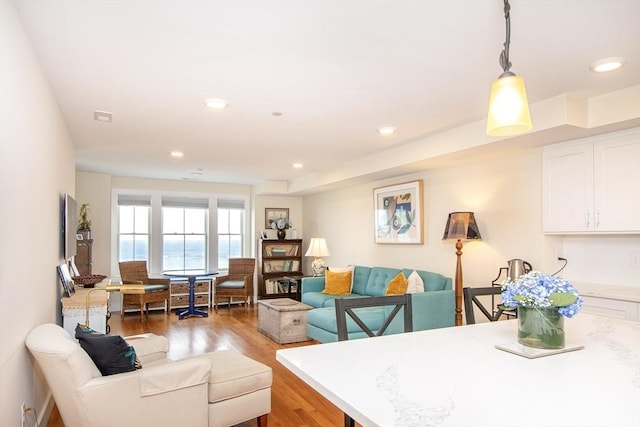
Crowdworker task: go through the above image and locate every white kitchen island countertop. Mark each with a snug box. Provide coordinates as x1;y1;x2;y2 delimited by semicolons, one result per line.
277;313;640;427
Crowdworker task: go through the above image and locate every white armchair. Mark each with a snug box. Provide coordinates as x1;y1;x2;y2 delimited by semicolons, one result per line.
25;324;272;427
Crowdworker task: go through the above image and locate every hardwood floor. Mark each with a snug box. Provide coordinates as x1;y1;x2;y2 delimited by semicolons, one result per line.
48;305;346;427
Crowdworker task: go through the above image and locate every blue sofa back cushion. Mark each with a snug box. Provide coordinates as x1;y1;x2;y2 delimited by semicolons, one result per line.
364;267;402;296
401;268;451;291
351;266;371;295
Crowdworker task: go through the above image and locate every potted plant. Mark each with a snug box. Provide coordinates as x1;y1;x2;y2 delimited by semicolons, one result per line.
78;203;92;239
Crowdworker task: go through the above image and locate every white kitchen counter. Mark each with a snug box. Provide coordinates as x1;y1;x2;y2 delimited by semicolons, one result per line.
574;281;640;302
277;314;640;427
573;282;640;321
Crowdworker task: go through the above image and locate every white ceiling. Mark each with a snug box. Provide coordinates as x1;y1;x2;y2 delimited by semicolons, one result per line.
14;1;640;193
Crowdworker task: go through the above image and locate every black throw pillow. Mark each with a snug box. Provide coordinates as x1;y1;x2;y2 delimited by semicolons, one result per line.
75;324;141;376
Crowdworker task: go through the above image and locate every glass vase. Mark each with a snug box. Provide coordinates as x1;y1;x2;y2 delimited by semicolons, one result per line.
277;228;286;239
517;306;565;349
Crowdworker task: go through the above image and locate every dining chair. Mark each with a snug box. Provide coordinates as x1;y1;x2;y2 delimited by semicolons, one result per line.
118;261;170;321
334;294;413;341
335;294;412;427
214;258;256;311
463;286;516;324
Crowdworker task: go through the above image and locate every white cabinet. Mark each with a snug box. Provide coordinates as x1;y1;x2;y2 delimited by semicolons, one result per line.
543;128;640;234
580;295;639;321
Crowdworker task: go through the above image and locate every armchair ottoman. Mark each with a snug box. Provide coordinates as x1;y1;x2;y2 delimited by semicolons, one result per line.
25;324;272;427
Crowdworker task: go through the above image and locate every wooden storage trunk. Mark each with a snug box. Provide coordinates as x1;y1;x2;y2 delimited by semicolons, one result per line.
258;298;312;344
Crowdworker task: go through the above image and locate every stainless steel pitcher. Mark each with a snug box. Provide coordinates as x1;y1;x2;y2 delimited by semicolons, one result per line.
507;259;532;281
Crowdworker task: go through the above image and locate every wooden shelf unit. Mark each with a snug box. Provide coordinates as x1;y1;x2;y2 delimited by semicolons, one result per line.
258;239;303;299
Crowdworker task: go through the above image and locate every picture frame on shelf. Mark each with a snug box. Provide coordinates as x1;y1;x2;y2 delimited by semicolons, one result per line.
373;179;424;245
265;207;289;229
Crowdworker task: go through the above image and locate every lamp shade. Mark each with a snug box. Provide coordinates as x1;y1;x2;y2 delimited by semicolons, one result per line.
442;212;482;240
305;238;330;257
486;73;532;136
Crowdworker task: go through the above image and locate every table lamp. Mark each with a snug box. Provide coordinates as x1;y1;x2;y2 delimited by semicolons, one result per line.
305;237;330;277
442;212;481;326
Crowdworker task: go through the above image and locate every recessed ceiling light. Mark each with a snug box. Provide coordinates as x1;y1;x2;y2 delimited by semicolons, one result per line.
93;110;113;122
170;151;184;158
293;163;303;169
377;126;396;135
204;98;228;109
589;57;626;73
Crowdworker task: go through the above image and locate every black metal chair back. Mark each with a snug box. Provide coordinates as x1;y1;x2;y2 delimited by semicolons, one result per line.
463;286;516;324
335;294;413;341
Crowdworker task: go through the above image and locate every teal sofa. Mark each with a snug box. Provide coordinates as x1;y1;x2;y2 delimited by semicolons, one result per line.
301;265;454;343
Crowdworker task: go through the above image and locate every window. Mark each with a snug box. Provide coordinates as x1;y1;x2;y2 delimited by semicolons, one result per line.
117;195;151;262
162;197;208;271
114;192;248;274
218;199;245;270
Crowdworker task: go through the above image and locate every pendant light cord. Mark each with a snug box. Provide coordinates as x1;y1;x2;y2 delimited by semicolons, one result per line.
499;0;512;74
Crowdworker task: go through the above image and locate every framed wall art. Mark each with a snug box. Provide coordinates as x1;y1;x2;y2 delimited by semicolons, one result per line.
57;263;75;297
373;180;424;244
265;208;289;229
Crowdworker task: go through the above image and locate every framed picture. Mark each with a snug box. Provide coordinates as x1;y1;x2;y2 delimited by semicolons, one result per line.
373;180;424;244
265;208;289;229
57;263;75;297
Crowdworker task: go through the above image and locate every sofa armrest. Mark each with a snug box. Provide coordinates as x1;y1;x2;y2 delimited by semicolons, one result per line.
124;333;169;364
78;358;210;425
147;277;171;286
138;356;211;396
410;289;455;330
301;277;325;294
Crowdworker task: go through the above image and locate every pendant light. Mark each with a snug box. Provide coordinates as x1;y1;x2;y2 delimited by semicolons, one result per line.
486;0;532;136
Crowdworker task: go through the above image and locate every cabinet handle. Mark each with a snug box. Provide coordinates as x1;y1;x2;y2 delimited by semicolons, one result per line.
586;212;590;227
595;210;600;227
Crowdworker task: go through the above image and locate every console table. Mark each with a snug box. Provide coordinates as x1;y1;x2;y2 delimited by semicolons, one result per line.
277;313;640;427
61;285;109;336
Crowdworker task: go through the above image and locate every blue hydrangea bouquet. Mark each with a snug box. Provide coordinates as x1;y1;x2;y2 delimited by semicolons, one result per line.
501;270;582;349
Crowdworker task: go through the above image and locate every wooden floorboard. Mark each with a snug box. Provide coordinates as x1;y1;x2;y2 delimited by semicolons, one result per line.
47;305;348;427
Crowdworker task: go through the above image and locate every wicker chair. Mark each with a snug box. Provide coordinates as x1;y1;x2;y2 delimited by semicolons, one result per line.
214;258;255;311
118;261;170;321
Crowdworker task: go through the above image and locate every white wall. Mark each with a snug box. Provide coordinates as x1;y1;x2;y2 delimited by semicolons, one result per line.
0;2;76;425
302;145;639;290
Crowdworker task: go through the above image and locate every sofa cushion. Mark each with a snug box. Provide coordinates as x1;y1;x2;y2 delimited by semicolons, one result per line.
351;266;372;295
322;269;352;295
402;269;449;291
406;270;425;293
202;350;271;403
327;265;355;291
385;272;408;295
307;306;385;334
364;267;402;296
303;292;369;308
75;324;140;376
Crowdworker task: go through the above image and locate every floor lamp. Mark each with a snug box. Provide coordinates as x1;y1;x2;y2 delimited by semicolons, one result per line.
442;212;482;326
85;283;146;327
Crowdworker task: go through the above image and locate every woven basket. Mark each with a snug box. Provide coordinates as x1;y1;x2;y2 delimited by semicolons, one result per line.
72;274;107;288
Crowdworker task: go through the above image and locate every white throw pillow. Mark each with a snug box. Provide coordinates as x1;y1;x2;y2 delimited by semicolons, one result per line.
328;266;355;292
406;270;425;293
